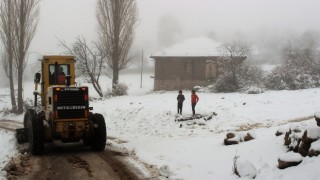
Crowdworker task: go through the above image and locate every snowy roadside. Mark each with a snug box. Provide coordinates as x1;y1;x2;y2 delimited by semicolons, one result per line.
1;74;320;179
0;130;17;179
91;88;320;179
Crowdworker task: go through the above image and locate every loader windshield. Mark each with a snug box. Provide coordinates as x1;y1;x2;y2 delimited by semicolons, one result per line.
49;64;70;85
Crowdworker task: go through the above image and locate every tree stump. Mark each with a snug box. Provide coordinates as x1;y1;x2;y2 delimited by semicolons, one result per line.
278;152;303;169
224;132;239;145
278;159;302;169
244;133;255;142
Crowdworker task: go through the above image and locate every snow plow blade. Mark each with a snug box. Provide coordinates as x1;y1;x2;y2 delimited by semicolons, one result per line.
16;128;28;144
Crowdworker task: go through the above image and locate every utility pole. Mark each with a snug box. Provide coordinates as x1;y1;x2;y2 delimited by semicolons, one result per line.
140;50;143;88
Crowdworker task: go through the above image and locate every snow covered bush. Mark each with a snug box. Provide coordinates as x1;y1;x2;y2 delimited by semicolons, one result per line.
265;34;320;90
0;107;11;116
213;72;239;93
23;98;33;110
114;83;128;96
264;66;320;90
211;64;265;93
106;83;128;96
243;85;265;94
233;155;257;179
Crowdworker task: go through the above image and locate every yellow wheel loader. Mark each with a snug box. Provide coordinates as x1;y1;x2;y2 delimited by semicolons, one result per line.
17;56;106;155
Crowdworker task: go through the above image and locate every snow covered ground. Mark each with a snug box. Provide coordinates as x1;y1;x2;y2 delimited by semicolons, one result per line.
1;73;320;179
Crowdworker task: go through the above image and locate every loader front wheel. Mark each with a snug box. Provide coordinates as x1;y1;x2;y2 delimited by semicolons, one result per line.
28;113;44;155
90;113;106;151
24;109;35;128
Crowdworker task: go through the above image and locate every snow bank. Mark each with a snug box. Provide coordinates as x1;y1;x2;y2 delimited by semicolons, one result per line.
236;159;257;179
310;139;320;151
306;128;320;139
278;152;303;162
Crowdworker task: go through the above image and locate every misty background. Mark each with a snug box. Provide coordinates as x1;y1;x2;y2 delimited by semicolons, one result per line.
2;0;320;86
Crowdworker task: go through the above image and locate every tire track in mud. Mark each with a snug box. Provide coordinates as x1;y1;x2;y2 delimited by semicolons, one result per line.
235;115;314;131
0;120;23;131
0;120;160;179
3;141;159;180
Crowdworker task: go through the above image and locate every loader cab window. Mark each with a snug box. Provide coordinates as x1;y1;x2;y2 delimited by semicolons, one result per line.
49;64;70;85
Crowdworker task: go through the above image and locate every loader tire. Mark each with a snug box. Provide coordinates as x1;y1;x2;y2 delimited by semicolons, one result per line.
24;109;35;128
28;113;44;155
82;137;90;146
90;113;106;151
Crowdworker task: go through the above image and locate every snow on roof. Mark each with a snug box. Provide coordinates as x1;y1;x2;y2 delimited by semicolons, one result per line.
151;36;221;57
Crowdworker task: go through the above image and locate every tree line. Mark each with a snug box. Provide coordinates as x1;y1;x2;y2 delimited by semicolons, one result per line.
212;31;320;93
0;0;139;114
0;0;40;114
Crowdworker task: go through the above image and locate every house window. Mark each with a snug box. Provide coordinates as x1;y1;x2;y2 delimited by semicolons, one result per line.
186;62;192;75
205;62;217;80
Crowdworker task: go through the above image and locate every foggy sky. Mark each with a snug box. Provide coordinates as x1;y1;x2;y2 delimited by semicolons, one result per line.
23;0;320;62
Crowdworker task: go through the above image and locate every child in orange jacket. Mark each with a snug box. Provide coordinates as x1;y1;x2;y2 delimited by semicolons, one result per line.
191;90;199;115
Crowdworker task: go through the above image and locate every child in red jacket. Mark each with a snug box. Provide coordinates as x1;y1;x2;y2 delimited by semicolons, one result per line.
191;90;199;115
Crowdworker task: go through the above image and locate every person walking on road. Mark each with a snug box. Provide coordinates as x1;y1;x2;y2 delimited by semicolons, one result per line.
191;90;199;115
177;90;185;114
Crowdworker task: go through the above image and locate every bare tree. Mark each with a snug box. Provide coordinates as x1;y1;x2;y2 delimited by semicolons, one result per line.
218;40;251;90
0;0;17;113
265;33;320;90
58;36;111;97
218;40;250;61
96;0;138;90
13;0;40;114
281;33;319;70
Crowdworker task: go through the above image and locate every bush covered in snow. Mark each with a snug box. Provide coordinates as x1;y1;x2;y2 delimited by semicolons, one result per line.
264;35;320;90
233;155;257;179
211;64;265;93
23;98;34;110
264;66;320;90
106;83;128;96
209;33;320;92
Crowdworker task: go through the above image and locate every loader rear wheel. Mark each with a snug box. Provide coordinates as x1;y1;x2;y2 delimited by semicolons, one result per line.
90;113;106;151
28;113;44;155
24;109;35;128
82;137;90;146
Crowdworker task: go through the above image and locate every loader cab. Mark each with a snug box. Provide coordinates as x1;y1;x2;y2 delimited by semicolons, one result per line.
49;64;70;85
39;56;76;107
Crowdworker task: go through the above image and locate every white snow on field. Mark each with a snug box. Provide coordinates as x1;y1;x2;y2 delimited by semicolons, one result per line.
1;73;320;179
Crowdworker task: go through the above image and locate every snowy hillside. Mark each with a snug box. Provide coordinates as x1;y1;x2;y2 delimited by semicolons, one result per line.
1;73;320;179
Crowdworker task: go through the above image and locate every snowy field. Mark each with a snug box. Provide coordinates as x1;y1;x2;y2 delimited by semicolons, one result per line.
1;73;320;179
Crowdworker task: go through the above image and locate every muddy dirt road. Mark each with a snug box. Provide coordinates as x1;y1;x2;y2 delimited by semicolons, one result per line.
0;121;158;180
5;143;151;180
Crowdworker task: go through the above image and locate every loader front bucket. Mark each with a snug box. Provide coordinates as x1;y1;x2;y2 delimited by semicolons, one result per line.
16;128;28;144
